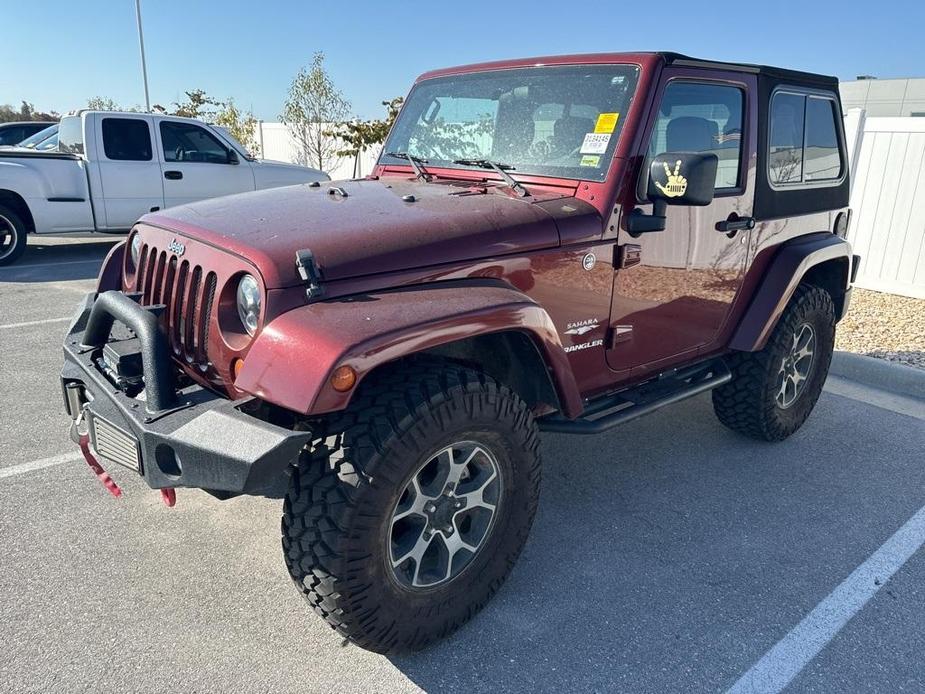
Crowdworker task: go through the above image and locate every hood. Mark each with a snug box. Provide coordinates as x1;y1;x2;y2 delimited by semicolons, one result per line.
143;178;565;288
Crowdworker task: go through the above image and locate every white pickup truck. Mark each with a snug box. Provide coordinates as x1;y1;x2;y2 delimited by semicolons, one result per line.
0;110;328;265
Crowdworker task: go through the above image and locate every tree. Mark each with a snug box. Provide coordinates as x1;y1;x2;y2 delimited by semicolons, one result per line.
154;89;222;120
280;52;350;171
152;89;260;157
214;99;259;156
327;97;403;177
0;101;58;123
86;96;137;111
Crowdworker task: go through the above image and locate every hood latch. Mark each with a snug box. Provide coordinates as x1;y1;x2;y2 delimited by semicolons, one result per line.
295;249;324;300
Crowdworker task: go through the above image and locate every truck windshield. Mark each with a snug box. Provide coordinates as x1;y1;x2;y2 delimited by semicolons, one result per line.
381;64;640;182
18;124;57;149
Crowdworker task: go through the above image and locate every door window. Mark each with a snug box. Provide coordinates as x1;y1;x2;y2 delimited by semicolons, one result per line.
647;82;745;190
160;121;230;164
101;118;152;161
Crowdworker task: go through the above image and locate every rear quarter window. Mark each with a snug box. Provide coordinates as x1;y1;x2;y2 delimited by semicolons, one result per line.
102;118;153;161
768;90;843;187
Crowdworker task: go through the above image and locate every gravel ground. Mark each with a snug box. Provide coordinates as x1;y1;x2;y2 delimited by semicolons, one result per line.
836;288;925;369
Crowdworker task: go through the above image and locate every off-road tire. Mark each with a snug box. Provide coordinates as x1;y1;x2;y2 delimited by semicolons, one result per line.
282;362;541;653
712;283;835;441
0;204;28;266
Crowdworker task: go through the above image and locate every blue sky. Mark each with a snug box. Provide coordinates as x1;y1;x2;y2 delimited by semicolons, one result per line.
3;0;923;121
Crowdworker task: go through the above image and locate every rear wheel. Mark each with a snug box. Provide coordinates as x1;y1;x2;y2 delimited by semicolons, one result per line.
712;284;835;441
0;205;28;266
282;362;541;653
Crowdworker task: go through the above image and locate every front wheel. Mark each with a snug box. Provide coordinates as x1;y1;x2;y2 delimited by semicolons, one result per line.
0;205;28;266
712;283;836;441
282;363;541;653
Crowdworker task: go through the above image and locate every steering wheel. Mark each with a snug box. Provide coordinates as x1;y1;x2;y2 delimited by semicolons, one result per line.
174;146;185;162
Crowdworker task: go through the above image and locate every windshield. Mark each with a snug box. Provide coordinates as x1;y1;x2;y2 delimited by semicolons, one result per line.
212;125;256;160
18;124;58;149
382;64;640;182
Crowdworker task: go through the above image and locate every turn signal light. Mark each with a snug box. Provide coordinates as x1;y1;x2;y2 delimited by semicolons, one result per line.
232;358;245;382
331;365;357;392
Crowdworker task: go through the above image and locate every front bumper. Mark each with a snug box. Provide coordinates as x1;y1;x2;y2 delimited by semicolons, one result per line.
62;291;310;494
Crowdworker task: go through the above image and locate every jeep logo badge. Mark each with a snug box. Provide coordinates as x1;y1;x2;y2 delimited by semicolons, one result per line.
167;239;185;256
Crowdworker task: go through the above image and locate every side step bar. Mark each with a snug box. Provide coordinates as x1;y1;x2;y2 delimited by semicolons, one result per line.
538;359;732;435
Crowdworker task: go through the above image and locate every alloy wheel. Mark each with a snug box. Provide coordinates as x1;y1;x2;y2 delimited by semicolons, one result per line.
775;322;816;409
388;441;502;589
0;214;17;261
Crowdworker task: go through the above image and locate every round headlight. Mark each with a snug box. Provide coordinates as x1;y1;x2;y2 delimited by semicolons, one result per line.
236;274;261;335
130;233;142;267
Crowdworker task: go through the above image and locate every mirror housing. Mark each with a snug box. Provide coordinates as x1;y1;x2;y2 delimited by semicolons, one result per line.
647;152;718;206
625;152;719;236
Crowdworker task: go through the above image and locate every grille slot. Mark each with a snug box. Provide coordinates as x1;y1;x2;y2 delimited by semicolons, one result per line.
134;243;215;373
90;414;140;472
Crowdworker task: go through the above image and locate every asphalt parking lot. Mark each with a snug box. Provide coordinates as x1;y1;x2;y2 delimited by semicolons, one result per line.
1;237;924;693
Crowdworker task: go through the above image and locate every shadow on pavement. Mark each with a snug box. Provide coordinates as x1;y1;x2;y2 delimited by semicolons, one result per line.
0;238;118;283
387;393;925;693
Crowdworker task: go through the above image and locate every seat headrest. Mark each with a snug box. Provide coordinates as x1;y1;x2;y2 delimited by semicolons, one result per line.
666;116;718;152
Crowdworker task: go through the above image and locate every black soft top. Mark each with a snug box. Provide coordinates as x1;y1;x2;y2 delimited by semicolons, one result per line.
658;52;848;220
659;52;839;89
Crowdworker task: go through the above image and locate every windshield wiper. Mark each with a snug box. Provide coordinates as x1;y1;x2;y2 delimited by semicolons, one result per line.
452;159;530;197
385;151;431;182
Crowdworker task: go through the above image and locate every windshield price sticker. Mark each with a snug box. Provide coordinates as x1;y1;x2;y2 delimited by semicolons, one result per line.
594;112;620;133
580;133;611;154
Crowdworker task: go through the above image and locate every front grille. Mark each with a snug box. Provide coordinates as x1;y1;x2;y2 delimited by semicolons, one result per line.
135;243;216;372
90;414;140;472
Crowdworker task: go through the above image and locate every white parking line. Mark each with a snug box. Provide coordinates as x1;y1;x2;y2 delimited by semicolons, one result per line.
0;452;81;480
0;316;71;330
0;258;102;271
727;504;925;693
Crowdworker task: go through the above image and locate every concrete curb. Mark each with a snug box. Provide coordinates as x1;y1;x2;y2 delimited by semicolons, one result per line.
829;351;925;400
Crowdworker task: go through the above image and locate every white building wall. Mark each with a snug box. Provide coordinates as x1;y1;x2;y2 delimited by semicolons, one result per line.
254;121;382;181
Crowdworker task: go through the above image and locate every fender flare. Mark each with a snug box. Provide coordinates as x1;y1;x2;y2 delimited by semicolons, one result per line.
234;283;584;418
730;232;854;352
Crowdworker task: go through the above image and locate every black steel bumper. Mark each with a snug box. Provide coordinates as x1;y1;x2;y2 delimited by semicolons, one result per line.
61;291;310;494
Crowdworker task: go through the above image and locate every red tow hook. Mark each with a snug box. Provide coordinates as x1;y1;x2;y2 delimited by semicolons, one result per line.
78;434;122;498
77;434;178;508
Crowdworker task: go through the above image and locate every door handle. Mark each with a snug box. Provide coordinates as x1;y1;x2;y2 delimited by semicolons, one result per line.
164;170;183;180
715;214;755;235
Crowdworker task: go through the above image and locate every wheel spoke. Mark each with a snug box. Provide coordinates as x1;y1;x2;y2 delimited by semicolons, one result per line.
391;527;433;569
443;531;478;561
456;467;498;513
391;477;430;525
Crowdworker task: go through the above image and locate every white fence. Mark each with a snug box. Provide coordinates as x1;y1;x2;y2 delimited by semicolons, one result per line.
254;121;382;181
845;109;925;299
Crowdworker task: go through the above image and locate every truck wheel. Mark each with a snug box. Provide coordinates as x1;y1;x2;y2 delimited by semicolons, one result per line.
712;284;835;441
282;363;541;653
0;205;28;266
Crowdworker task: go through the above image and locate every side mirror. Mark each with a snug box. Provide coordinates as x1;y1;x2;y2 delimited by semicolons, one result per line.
625;151;719;235
647;152;718;206
227;149;239;165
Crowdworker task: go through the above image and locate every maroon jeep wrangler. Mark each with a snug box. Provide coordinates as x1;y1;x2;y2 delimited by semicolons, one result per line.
62;52;858;653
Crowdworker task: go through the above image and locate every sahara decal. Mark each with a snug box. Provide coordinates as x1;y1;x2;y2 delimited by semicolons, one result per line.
564;318;600;336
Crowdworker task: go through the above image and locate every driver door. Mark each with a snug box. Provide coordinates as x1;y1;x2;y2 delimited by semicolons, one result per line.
606;69;757;377
157;119;254;209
